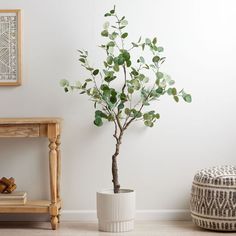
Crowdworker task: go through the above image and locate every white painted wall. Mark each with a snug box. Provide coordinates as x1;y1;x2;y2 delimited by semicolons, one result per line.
0;0;236;220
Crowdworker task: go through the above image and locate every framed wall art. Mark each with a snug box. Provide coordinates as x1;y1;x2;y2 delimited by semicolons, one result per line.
0;9;21;86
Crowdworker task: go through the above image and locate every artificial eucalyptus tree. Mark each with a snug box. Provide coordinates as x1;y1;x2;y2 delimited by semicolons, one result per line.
60;6;191;194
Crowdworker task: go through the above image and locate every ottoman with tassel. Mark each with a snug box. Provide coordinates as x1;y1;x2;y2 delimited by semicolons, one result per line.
190;165;236;231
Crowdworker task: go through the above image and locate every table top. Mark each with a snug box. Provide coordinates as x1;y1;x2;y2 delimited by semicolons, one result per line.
0;117;62;125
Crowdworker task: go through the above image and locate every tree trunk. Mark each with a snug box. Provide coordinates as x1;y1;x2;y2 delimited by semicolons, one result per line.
112;133;123;193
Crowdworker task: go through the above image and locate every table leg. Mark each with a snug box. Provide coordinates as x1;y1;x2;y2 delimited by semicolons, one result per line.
49;137;58;230
56;135;61;223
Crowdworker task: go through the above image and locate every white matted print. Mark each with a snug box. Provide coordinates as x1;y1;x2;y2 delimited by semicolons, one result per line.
0;10;21;86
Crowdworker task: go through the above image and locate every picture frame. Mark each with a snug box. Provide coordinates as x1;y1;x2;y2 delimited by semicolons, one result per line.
0;9;21;86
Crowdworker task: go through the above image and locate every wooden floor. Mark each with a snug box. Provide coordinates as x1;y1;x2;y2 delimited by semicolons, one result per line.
0;221;235;235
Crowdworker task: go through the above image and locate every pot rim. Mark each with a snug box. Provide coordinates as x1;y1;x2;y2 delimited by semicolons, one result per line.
97;189;135;195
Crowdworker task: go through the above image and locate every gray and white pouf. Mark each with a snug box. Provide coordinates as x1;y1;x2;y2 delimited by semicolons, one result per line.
190;165;236;231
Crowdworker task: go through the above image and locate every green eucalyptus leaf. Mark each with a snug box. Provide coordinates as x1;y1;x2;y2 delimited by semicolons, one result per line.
145;38;151;45
132;42;138;47
128;87;134;94
142;43;145;50
157;72;164;79
93;69;99;76
125;108;130;115
152;56;160;63
183;94;192;103
126;60;131;67
101;30;109;37
121;50;130;61
107;41;115;47
95;110;108;119
104;13;111;17
79;58;86;63
120;19;128;26
60;79;69;87
110;96;117;104
121;32;128;38
118;103;124;110
144;120;154;127
139;56;145;63
107;56;113;65
157;46;164;52
105;75;116;83
100;84;109;91
135;111;142;118
174;96;179;103
168;80;175;85
152;37;157;44
120;93;127;101
156;87;163;94
167;88;173;95
94;117;103;127
103;21;110;29
117;55;125;65
172;88;177;95
113;64;119;72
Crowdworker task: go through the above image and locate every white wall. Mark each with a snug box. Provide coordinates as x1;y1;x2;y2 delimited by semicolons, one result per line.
0;0;236;220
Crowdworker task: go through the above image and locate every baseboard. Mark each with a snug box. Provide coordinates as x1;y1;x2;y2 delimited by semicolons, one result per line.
61;209;191;221
0;210;191;222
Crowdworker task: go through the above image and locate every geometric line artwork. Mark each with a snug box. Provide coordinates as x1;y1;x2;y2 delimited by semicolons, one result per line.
0;10;21;86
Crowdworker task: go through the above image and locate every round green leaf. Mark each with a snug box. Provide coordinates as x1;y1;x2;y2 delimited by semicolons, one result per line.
157;46;164;52
118;103;124;110
172;88;177;95
60;79;69;87
113;64;119;72
110;96;117;104
101;30;108;37
126;60;131;67
120;19;128;26
121;32;128;38
145;38;151;45
184;94;192;103
107;56;113;65
157;72;164;79
94;117;103;127
174;96;179;103
117;56;125;65
103;21;110;29
152;56;160;63
128;87;134;94
107;41;115;47
125;108;130;115
93;69;99;76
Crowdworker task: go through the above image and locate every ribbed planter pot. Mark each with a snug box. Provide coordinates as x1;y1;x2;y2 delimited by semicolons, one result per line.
97;189;135;232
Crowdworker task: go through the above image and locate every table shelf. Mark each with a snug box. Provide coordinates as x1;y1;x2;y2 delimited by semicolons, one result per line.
0;200;53;213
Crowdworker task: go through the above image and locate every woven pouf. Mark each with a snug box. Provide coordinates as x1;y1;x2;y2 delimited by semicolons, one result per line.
190;165;236;231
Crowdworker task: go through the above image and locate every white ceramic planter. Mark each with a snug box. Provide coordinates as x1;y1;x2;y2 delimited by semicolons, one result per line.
97;189;135;232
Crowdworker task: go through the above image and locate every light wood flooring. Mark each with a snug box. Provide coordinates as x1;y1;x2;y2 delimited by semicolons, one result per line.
0;221;235;235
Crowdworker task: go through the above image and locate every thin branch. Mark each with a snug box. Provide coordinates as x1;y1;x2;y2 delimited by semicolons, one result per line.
113;120;119;142
121;65;127;93
115;113;123;131
114;14;124;49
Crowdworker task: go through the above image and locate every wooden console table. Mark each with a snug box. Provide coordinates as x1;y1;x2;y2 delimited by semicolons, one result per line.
0;118;62;230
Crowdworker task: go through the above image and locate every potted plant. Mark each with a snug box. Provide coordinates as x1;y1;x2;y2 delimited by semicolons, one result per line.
60;6;191;232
